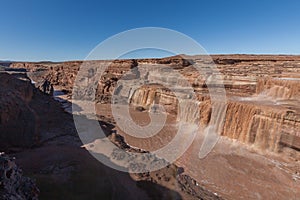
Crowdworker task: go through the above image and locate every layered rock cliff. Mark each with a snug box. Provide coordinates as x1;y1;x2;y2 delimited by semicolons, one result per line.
9;55;300;154
0;71;79;151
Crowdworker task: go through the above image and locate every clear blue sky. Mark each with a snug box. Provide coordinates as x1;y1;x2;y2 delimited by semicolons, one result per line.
1;0;300;61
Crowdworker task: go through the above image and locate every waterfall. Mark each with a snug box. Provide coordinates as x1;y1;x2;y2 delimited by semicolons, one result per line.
222;102;257;143
199;101;227;158
177;99;200;124
256;78;300;100
221;100;296;152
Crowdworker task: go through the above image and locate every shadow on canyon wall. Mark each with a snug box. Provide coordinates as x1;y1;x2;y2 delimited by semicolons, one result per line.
0;71;184;200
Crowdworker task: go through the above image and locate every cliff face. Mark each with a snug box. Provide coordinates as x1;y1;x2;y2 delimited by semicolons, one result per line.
111;61;300;154
0;73;39;150
129;86;299;152
10;61;82;94
0;71;79;151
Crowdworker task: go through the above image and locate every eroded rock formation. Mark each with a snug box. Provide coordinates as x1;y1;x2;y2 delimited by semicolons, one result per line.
0;153;39;200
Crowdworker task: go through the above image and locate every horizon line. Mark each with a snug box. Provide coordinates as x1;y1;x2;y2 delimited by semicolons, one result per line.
1;53;300;63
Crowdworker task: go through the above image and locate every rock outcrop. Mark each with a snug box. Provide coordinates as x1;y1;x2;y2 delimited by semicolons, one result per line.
0;73;39;150
0;153;39;200
0;69;82;151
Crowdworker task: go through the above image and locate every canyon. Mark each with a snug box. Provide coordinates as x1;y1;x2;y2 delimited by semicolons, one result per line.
1;54;299;199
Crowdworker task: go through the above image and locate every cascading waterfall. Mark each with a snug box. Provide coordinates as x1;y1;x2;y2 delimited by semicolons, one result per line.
222;102;257;143
177;99;201;124
221;99;299;152
117;69;299;154
256;78;300;100
252;112;285;151
208;101;227;135
198;100;227;158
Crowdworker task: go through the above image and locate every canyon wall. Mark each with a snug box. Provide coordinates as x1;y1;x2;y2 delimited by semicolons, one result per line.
9;55;300;153
4;55;300;200
113;58;300;153
128;78;300;152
